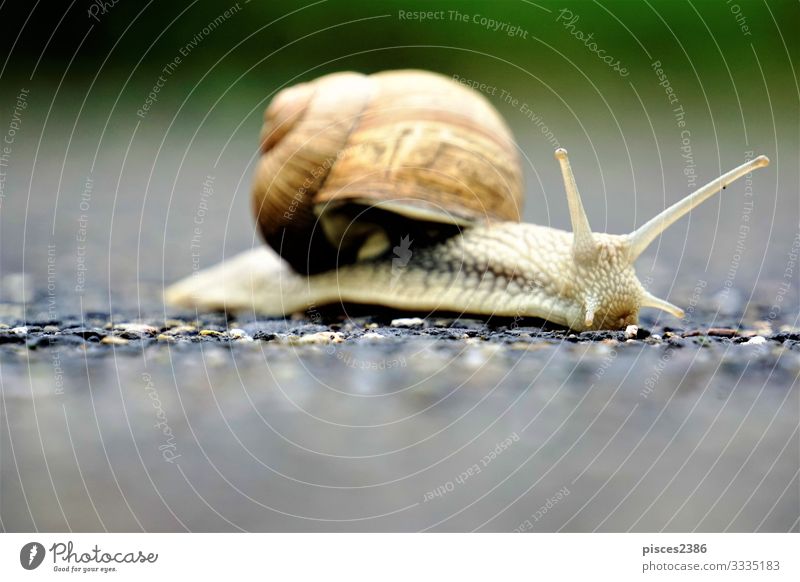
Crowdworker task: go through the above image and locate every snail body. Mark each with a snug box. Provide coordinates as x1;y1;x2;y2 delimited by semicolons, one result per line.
166;70;769;331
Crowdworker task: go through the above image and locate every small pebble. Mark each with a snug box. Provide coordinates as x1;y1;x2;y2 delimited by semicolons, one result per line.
199;329;224;337
156;334;177;342
390;317;425;329
227;328;253;341
286;331;344;345
360;332;386;341
114;323;159;336
100;336;129;345
43;325;60;334
624;325;638;340
64;328;105;341
0;332;26;344
708;328;737;338
745;336;767;345
162;325;197;336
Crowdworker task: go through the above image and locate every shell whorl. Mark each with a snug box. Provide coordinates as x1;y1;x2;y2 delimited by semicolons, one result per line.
251;69;524;274
252;72;373;273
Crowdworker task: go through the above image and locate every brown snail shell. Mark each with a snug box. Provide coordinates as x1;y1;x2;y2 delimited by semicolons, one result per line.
252;69;524;274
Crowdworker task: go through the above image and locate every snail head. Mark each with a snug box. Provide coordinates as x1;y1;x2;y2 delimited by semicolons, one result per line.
553;148;770;330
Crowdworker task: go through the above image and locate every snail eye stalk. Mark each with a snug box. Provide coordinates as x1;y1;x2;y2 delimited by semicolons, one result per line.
627;155;770;260
627;154;769;318
555;148;597;261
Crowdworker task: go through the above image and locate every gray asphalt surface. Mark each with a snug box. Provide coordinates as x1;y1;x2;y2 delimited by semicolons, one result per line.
1;306;798;532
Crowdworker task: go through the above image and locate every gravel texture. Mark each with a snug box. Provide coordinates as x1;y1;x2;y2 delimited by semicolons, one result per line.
1;307;798;355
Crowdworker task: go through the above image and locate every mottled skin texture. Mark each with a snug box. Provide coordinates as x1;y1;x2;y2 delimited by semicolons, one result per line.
323;223;644;331
165;222;644;331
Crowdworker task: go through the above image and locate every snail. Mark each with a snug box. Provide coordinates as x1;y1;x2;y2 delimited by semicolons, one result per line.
165;69;769;331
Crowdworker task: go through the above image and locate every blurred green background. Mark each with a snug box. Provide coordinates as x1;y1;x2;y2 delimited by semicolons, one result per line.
0;0;797;315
